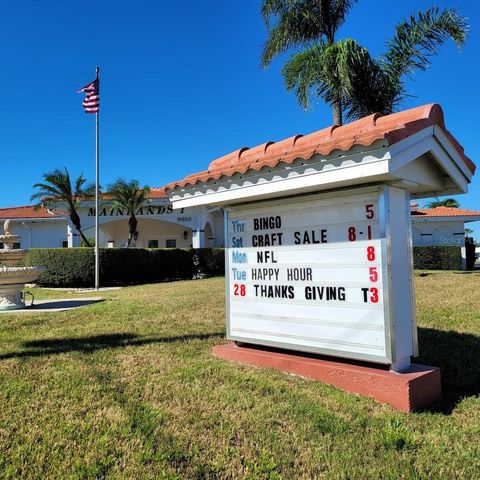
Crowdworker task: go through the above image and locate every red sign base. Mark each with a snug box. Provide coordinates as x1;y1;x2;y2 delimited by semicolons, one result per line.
213;343;441;412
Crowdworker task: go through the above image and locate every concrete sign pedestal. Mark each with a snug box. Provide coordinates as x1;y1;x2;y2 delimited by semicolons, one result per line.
167;104;475;411
213;343;441;412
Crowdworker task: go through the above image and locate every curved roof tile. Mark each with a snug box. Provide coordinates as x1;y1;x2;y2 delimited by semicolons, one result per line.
165;104;475;191
411;206;480;218
0;206;64;219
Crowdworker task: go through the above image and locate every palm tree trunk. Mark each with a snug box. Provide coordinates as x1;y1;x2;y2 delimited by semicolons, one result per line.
77;228;92;247
127;215;137;247
69;210;92;247
332;99;343;126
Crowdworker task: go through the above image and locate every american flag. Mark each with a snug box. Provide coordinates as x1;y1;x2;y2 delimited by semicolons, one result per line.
78;78;99;113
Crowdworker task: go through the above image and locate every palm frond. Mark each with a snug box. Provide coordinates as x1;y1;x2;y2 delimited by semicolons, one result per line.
74;172;87;195
383;7;468;82
31;167;91;224
261;0;357;66
426;197;460;208
283;43;327;110
82;182;96;198
283;39;372;115
107;179;151;214
326;39;398;120
262;8;319;66
30;183;62;198
261;0;293;27
329;0;358;39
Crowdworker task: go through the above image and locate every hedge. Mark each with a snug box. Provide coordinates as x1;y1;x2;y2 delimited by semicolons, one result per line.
412;246;462;270
24;248;225;287
24;245;462;287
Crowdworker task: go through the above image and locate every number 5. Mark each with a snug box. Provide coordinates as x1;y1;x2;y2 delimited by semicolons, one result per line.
365;204;374;219
369;267;378;282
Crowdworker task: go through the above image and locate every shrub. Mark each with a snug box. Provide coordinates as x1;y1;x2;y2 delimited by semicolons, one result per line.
413;246;462;270
24;248;225;287
80;237;95;247
25;248;95;287
193;248;225;277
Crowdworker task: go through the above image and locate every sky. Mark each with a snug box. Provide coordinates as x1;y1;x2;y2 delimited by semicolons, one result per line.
0;0;479;236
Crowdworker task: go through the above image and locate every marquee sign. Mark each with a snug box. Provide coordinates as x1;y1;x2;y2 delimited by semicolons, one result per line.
225;186;417;366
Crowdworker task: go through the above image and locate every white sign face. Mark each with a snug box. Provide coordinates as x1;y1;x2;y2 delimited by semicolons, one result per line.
225;189;393;364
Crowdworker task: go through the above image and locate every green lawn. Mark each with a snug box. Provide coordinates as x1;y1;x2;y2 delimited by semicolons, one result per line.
0;273;480;479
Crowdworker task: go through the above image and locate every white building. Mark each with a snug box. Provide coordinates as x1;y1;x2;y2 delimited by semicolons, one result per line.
0;206;67;249
1;197;478;253
410;204;480;246
0;188;225;249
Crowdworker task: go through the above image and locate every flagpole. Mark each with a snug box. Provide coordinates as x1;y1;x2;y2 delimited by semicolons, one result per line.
95;65;100;290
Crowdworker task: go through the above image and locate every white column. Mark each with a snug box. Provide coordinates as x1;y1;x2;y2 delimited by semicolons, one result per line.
191;229;205;248
461;246;467;271
67;223;74;248
381;185;416;372
67;222;81;247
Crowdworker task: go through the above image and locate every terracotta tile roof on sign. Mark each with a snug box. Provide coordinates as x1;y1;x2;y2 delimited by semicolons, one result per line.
0;205;64;219
412;206;480;218
165;104;475;191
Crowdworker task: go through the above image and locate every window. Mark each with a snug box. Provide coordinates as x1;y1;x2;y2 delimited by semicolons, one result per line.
0;242;3;249
148;239;159;248
62;241;68;248
165;239;177;248
13;243;21;249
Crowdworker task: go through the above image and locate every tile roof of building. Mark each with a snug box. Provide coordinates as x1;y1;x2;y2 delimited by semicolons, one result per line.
147;187;168;199
411;206;480;218
165;103;475;191
99;188;168;200
0;205;64;219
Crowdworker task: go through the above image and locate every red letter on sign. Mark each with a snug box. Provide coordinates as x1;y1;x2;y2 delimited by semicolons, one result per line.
348;227;356;241
365;204;374;219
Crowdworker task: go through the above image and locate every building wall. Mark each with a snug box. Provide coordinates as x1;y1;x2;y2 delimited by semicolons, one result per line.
0;219;68;249
75;203;224;248
411;220;465;246
83;218;193;248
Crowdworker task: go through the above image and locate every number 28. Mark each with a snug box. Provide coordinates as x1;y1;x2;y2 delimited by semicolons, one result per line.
233;284;246;296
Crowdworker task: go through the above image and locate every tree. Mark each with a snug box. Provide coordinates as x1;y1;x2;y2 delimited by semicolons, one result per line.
261;0;358;125
271;6;467;123
31;168;94;247
426;197;460;208
344;7;468;120
107;179;151;247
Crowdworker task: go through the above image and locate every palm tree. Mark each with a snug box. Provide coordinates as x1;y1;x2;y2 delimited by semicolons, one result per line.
426;197;460;209
107;179;151;247
31;168;94;247
282;7;467;122
261;0;358;125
